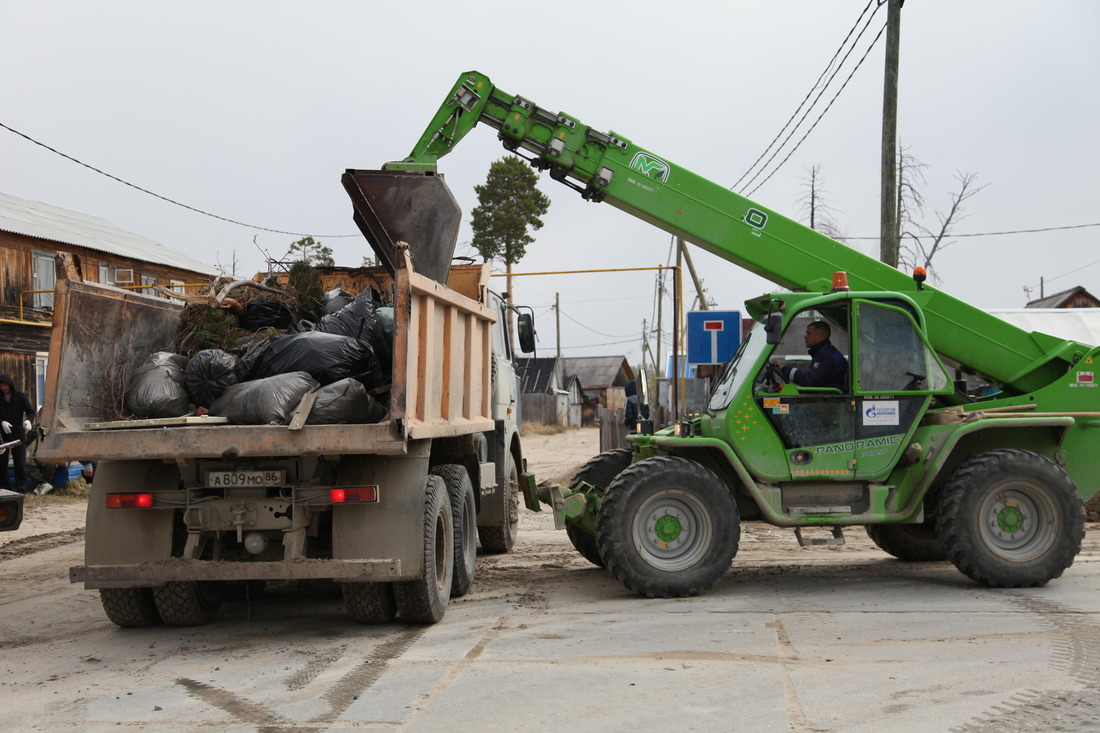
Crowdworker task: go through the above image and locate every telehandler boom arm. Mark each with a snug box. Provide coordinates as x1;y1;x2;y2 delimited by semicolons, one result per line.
385;71;1088;394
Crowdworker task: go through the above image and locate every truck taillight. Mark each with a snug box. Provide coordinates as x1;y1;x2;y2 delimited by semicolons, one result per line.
329;487;379;503
105;493;154;508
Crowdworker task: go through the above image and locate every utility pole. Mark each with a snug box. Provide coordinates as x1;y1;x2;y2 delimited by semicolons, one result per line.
555;292;562;385
880;0;903;267
677;238;710;310
655;271;664;379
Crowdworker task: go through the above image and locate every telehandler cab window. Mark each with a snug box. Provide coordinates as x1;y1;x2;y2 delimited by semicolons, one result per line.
854;301;950;394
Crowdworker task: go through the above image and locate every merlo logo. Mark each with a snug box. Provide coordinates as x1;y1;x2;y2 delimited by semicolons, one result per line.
629;152;670;183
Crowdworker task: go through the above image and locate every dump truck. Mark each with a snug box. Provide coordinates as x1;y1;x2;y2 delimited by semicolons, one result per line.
39;176;533;626
370;70;1096;598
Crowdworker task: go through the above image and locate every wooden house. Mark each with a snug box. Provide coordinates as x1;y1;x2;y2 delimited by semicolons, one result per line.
516;356;582;427
0;192;219;408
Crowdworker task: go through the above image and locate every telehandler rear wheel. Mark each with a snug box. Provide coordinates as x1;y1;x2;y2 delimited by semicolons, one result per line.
936;449;1085;587
431;464;478;597
394;475;453;624
153;581;223;626
99;587;160;628
596;456;739;598
342;582;397;624
478;452;519;554
866;519;946;562
566;448;633;567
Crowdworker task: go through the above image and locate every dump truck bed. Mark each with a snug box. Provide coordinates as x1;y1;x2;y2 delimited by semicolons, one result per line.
37;249;496;462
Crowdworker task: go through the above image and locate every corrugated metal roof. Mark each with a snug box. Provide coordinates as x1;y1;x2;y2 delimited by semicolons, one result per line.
562;356;633;389
0;191;219;276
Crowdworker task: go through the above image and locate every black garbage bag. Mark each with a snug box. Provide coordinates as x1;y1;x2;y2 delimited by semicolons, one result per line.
237;331;384;389
239;299;292;331
209;371;319;425
126;352;191;418
321;288;354;313
314;289;392;375
184;349;239;408
306;378;388;425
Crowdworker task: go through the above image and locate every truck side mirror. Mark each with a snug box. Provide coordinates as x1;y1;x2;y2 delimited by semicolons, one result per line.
765;312;783;345
517;313;536;353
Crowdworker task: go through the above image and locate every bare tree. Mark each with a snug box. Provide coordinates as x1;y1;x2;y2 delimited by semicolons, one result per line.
798;165;847;241
898;169;986;281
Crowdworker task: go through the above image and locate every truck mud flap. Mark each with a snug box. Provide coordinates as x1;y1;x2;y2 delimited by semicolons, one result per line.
71;559;403;585
342;169;460;285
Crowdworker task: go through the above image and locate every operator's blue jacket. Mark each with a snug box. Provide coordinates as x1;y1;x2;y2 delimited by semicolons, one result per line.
781;339;848;391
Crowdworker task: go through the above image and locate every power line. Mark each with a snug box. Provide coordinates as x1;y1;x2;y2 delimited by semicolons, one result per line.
557;307;635;339
844;222;1100;240
733;0;884;192
745;20;888;198
0;120;360;238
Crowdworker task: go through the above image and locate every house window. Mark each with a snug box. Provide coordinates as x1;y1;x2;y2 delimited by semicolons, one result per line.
32;251;56;308
35;353;48;411
169;279;186;294
141;273;157;295
98;264;113;285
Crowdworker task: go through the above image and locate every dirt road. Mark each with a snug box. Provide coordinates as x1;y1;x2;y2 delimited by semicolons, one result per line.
2;427;1099;731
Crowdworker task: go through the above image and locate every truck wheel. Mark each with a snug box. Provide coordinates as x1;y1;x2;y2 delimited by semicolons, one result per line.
394;475;453;624
342;582;397;624
99;588;160;628
936;449;1085;587
153;581;223;626
865;520;946;561
566;448;633;567
596;456;739;598
478;452;519;553
431;464;477;598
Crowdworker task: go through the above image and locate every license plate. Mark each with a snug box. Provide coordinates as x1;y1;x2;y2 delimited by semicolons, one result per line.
205;470;286;488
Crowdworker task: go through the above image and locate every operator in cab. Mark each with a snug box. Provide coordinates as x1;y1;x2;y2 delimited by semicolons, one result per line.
770;321;848;391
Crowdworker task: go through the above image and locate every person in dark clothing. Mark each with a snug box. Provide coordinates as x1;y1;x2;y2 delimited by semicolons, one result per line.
623;379;650;429
771;321;848;391
0;375;36;493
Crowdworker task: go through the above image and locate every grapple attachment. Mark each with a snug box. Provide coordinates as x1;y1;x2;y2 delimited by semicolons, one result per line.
341;169;461;284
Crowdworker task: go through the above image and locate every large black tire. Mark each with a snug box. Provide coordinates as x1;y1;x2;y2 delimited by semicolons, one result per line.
596;456;739;598
566;448;633;567
342;582;397;624
936;449;1085;588
431;464;477;598
394;475;453;624
866;519;946;562
478;451;519;554
99;587;160;628
152;581;222;626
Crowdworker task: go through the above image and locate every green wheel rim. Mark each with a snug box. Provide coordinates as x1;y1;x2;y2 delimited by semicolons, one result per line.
631;489;713;572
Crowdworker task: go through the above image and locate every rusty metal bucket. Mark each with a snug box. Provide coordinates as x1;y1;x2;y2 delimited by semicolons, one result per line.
341;169;461;284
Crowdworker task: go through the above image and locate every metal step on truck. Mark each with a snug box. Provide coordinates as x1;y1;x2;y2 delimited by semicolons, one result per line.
37;171;534;627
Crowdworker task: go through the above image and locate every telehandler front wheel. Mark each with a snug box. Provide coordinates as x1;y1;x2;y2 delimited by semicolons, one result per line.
566;448;633;567
596;456;739;598
936;449;1085;587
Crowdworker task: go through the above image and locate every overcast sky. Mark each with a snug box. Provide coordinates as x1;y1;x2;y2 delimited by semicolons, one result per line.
2;1;1097;364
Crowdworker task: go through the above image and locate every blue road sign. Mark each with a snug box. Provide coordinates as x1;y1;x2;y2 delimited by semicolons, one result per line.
687;310;741;365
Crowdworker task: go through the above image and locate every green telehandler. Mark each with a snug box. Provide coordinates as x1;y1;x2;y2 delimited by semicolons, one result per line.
354;70;1095;598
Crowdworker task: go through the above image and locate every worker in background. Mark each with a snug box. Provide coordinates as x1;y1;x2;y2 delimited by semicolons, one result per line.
0;374;36;493
770;321;848;392
623;379;650;431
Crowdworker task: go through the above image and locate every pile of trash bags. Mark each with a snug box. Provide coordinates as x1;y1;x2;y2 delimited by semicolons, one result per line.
128;287;394;425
